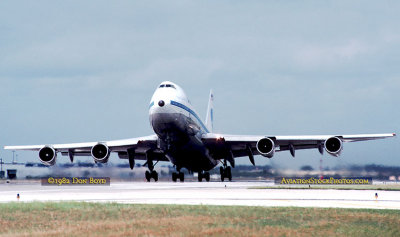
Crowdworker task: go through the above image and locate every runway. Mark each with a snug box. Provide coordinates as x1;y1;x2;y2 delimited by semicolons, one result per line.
1;181;400;209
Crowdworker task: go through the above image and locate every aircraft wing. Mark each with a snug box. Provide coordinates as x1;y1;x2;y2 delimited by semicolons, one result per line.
202;133;396;165
4;135;165;161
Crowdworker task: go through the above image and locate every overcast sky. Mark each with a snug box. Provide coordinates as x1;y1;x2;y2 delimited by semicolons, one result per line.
0;1;399;169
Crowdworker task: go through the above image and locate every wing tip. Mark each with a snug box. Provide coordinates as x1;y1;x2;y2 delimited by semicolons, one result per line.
393;133;397;137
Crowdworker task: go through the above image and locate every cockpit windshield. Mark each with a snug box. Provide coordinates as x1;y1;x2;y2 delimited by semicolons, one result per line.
159;84;176;89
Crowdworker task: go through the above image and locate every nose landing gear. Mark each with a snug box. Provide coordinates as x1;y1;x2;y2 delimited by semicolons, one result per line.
198;171;210;182
172;167;185;182
172;172;184;182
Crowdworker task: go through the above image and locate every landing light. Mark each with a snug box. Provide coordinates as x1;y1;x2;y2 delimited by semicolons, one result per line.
158;100;165;107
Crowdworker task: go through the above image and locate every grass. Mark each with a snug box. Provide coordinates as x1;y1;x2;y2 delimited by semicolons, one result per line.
0;202;400;237
249;184;400;191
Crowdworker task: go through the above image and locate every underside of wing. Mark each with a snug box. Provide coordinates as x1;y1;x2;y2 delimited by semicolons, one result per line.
202;133;396;166
4;135;168;166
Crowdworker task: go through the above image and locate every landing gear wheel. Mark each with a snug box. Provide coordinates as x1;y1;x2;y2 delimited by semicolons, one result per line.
220;166;232;182
151;170;158;182
179;172;184;182
145;170;151;182
226;166;232;181
198;172;203;182
205;172;210;182
172;172;178;182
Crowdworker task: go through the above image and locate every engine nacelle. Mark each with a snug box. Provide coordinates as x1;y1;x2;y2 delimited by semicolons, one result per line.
256;137;275;158
39;146;57;166
91;143;110;163
325;136;343;157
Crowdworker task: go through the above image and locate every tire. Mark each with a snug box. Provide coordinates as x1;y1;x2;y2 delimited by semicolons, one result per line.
152;171;158;182
220;167;225;182
226;167;232;181
179;172;184;182
145;171;151;182
172;172;177;182
205;172;210;182
198;172;203;182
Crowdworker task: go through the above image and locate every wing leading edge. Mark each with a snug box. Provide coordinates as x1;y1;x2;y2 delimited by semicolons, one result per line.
4;135;158;152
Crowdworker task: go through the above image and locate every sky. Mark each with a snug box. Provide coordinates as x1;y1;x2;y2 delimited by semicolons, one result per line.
0;1;399;170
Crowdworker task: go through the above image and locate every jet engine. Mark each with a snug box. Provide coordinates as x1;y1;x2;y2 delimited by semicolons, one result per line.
91;143;110;163
256;137;275;158
39;146;57;166
324;136;343;156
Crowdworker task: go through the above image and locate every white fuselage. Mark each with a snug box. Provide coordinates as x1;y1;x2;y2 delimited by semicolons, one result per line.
149;82;208;134
148;81;216;171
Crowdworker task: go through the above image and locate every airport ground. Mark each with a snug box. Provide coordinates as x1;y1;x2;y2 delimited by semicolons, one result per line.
1;180;400;236
1;202;399;237
1;180;400;209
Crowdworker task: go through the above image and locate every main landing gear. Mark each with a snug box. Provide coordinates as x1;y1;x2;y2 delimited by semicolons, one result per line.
145;170;158;182
145;159;158;182
220;166;232;182
198;171;210;182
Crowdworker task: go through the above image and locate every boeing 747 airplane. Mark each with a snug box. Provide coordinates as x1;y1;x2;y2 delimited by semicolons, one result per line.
4;82;396;182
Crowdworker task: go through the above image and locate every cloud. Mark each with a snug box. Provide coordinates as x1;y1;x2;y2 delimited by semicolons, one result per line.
293;40;370;69
0;1;399;169
120;57;224;88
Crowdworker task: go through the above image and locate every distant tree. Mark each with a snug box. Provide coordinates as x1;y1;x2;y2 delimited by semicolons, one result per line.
300;165;314;171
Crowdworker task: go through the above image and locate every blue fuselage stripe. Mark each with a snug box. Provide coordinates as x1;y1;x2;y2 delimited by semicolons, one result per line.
170;100;209;133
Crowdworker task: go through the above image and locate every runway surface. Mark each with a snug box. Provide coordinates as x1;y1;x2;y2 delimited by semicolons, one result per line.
1;181;400;209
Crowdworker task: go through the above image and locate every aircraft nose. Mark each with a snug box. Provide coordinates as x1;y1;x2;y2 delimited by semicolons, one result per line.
158;100;165;107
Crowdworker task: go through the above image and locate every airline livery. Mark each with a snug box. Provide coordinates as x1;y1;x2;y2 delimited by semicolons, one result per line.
4;82;396;182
